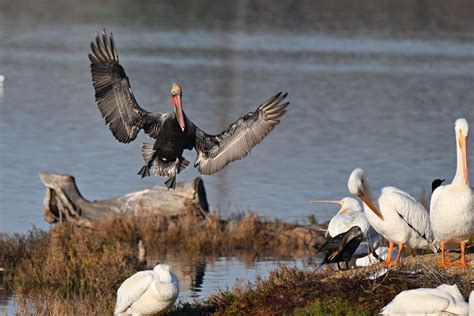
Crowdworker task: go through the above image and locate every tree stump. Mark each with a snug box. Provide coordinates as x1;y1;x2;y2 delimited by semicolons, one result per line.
39;172;209;228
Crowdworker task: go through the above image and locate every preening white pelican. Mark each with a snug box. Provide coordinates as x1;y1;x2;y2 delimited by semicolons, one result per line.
348;168;436;267
430;118;473;268
114;264;179;315
380;284;469;315
310;197;368;238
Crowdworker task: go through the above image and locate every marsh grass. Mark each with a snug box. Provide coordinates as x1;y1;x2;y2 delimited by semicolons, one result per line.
0;212;317;315
204;255;472;315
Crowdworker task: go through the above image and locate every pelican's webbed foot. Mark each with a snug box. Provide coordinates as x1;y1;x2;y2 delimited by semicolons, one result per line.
165;175;177;190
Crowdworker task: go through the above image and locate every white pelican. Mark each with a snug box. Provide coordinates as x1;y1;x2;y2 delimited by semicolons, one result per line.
380;284;469;315
470;291;474;315
348;168;436;267
114;264;179;315
430;118;473;268
310;197;368;238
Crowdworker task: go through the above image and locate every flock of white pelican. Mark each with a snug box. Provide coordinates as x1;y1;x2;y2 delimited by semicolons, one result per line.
311;118;473;314
314;118;472;269
87;30;472;316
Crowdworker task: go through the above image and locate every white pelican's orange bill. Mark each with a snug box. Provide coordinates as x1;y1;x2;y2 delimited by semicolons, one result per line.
358;190;384;220
458;132;468;184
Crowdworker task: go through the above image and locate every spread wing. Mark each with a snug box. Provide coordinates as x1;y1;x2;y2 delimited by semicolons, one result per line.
114;271;153;314
89;30;163;143
192;92;289;175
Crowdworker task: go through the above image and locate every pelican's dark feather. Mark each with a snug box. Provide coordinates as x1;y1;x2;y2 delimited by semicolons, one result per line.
191;92;289;175
89;30;163;143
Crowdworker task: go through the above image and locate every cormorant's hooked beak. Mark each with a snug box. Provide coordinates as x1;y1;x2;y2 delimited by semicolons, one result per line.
172;94;185;132
357;189;384;220
458;131;468;184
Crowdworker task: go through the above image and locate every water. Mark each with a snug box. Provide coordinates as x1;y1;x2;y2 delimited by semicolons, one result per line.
0;256;305;314
0;0;473;311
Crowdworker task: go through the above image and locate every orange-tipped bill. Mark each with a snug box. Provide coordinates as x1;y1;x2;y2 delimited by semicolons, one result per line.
358;190;384;220
458;133;468;184
172;94;185;132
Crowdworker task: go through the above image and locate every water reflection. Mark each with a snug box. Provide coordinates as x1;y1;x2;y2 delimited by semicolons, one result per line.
146;252;308;302
0;275;15;316
0;255;306;313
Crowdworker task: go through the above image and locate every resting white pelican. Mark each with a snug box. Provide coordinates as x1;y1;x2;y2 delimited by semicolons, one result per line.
310;197;368;238
348;168;436;267
380;284;469;315
114;264;179;315
470;291;474;315
430;118;473;268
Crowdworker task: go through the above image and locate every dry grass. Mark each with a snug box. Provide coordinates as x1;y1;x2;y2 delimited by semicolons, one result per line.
2;211;471;315
206;253;473;315
90;211;311;257
0;212;320;315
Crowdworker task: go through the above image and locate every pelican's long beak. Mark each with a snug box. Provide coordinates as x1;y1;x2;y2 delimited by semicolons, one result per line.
172;94;185;132
458;132;468;184
309;200;342;205
358;189;384;220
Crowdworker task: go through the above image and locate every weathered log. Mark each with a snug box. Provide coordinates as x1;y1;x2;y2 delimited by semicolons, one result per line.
39;172;209;228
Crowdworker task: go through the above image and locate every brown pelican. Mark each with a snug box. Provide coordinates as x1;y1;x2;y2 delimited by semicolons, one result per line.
89;31;289;188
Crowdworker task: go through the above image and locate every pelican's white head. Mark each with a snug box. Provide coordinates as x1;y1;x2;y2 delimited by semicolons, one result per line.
348;168;365;195
153;264;173;283
339;197;362;214
455;118;469;136
347;168;384;220
454;118;469;184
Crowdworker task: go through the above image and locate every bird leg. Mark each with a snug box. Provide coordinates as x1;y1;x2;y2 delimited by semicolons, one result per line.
385;241;395;266
438;242;453;268
164;175;176;190
453;241;470;268
390;242;403;267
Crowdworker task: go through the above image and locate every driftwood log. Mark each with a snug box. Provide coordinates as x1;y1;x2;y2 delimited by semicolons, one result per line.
40;172;209;228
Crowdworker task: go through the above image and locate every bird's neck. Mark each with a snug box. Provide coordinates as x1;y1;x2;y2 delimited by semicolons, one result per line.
364;182;377;201
452;137;467;186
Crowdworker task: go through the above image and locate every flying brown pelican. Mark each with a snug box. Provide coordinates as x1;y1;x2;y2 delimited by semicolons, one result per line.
89;31;289;188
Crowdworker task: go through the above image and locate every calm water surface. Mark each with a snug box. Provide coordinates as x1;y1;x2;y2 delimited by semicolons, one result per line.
1;0;473;311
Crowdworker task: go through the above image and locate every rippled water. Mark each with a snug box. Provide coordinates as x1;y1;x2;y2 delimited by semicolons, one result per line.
1;0;473;311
